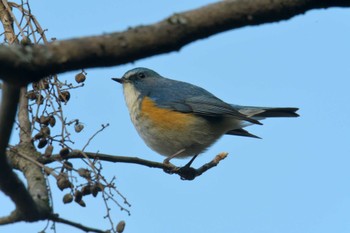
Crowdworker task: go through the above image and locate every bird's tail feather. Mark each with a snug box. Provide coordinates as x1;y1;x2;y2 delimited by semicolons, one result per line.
225;105;299;139
231;105;299;118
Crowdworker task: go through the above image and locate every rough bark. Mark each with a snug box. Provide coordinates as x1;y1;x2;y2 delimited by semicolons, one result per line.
0;0;348;85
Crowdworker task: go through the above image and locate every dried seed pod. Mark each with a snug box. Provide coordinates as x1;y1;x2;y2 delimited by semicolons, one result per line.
57;173;73;191
32;82;39;90
63;161;73;171
74;123;84;133
116;221;126;233
26;91;37;101
77;168;91;179
40;126;51;136
59;91;70;102
91;186;99;197
77;199;86;207
40;116;50;126
20;36;32;46
97;183;104;191
44;145;54;157
40;80;50;89
34;132;44;140
49;116;56;127
59;147;70;158
37;138;48;149
74;190;83;203
75;73;86;83
91;183;103;197
36;94;44;105
63;193;73;204
44;167;54;176
34;117;41;123
81;185;92;196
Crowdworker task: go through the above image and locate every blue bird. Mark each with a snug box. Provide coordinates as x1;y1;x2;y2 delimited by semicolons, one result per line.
113;68;298;165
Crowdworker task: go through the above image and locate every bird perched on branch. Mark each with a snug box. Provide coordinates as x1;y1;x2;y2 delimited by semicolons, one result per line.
113;67;298;167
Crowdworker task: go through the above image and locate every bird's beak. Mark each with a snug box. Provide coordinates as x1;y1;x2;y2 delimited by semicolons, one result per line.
112;77;124;84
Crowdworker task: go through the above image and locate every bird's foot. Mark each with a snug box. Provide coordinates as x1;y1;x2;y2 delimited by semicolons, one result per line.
163;154;199;180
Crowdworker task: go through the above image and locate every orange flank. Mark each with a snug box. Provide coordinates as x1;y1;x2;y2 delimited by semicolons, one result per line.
140;97;196;130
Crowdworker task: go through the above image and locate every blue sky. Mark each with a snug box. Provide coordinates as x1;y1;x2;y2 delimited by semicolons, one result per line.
1;1;350;233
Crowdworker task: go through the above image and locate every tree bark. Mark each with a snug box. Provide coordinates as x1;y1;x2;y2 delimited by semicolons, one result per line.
0;0;348;85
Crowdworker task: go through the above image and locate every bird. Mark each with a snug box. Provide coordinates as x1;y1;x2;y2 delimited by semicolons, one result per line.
112;67;298;166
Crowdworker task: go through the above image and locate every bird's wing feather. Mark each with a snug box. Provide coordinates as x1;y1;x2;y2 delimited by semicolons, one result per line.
183;96;261;124
225;128;261;139
149;92;261;125
145;78;261;124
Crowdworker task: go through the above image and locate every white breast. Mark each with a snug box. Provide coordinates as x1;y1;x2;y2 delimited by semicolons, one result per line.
123;83;141;125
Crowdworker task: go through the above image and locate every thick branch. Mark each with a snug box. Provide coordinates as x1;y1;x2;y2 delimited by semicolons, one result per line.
0;0;17;44
0;1;50;223
18;87;32;143
0;0;349;84
0;83;34;221
0;85;50;223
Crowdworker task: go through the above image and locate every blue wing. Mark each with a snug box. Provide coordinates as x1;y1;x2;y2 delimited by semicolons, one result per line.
147;78;261;125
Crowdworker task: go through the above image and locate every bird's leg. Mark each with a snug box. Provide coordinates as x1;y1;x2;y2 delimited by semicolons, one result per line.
163;148;186;165
163;150;199;180
183;154;198;168
163;149;187;175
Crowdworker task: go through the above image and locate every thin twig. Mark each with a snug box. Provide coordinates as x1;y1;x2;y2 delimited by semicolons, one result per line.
48;214;106;233
74;150;131;215
102;191;115;233
195;152;228;177
82;124;109;152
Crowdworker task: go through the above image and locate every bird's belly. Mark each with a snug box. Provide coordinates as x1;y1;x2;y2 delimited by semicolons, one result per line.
130;97;236;158
134;115;219;158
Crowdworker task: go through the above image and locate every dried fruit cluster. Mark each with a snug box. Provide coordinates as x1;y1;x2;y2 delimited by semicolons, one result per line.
26;71;87;155
58;164;104;207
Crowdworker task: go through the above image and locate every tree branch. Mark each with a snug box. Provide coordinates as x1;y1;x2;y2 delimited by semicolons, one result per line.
0;0;349;84
48;214;107;233
0;1;50;223
39;150;228;180
0;82;34;222
18;87;32;143
0;0;17;44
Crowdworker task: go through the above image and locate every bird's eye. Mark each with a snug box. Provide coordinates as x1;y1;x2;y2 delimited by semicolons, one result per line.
138;72;145;79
